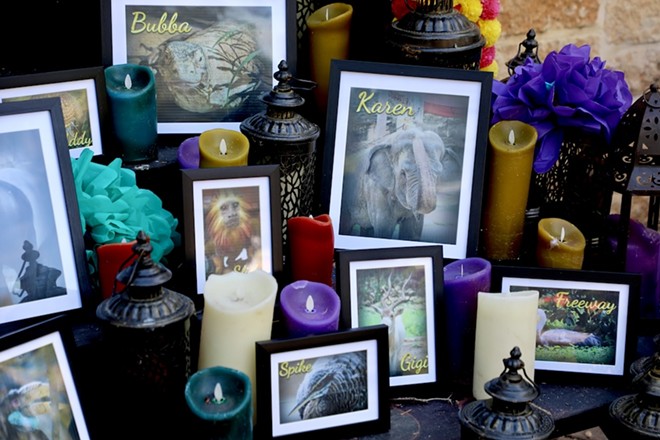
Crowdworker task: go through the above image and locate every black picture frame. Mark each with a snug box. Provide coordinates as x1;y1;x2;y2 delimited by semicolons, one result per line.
0;67;109;159
0;98;92;326
0;314;91;439
335;245;444;395
101;0;298;134
182;165;283;297
321;59;491;260
255;325;390;439
492;265;640;384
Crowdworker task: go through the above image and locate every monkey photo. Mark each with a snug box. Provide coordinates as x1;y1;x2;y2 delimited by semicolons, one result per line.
203;186;262;276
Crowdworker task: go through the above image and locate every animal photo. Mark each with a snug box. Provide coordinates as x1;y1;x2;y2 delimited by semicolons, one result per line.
278;351;368;423
339;88;466;244
123;4;273;123
202;186;262;276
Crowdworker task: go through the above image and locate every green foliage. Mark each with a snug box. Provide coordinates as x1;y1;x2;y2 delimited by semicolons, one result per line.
536;345;615;365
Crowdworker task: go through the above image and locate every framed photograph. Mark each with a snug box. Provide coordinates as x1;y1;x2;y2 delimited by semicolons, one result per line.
101;0;297;134
335;245;443;393
492;266;640;381
0;98;92;325
321;59;491;260
255;325;390;439
0;67;108;158
0;314;90;439
182;165;283;295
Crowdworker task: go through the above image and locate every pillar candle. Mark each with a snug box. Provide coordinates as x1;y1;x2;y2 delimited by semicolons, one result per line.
185;366;252;440
472;290;538;400
96;240;137;300
177;136;200;169
306;3;353;113
199;128;250;168
536;217;586;269
104;64;158;163
280;280;341;338
198;270;278;422
482;120;538;261
443;257;491;384
287;214;334;287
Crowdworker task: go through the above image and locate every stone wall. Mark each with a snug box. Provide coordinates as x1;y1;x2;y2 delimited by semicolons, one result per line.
494;0;660;98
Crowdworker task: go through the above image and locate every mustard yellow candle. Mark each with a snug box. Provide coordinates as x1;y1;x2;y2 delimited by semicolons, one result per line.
482;120;537;261
536;217;586;269
199;128;250;168
306;3;353;112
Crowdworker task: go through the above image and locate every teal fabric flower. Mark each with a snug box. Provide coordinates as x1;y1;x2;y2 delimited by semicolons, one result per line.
71;148;179;264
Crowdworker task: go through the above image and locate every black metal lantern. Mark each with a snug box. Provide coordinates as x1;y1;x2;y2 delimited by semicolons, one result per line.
505;29;542;77
240;60;320;245
459;346;555;439
384;0;485;70
96;231;196;433
609;345;660;438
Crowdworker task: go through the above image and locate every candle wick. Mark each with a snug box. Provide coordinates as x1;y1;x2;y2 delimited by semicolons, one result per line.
231;290;245;302
124;74;133;90
219;138;228;155
507;129;515;145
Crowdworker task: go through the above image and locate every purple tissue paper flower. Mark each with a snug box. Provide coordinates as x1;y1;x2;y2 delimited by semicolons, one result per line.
491;44;633;173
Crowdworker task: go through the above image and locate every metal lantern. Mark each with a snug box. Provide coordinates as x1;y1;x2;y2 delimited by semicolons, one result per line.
384;0;485;70
609;345;660;438
459;346;555;439
240;60;320;245
505;29;542;77
96;231;196;432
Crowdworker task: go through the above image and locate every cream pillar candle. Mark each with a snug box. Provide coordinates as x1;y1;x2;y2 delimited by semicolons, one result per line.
472;290;539;400
198;270;278;421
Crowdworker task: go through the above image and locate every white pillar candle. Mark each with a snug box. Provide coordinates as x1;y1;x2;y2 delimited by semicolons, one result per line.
472;290;539;400
198;270;278;421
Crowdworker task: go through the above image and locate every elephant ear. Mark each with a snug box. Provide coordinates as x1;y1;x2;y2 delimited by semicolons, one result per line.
365;144;395;191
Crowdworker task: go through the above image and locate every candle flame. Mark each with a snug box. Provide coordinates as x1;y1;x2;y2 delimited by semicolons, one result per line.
214;383;223;402
460;264;464;277
325;8;329;20
124;74;133;90
305;295;315;313
560;226;566;242
219;138;227;155
508;129;515;145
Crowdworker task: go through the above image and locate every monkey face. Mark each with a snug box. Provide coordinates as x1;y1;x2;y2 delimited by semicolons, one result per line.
219;199;241;228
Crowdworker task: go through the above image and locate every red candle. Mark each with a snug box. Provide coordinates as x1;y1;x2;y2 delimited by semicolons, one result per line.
287;214;334;287
96;240;137;299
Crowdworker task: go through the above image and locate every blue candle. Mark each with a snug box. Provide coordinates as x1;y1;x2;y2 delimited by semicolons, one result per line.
104;63;158;163
185;366;252;439
280;280;341;338
177;136;200;169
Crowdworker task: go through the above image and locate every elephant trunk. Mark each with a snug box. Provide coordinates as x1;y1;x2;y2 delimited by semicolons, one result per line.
411;134;437;214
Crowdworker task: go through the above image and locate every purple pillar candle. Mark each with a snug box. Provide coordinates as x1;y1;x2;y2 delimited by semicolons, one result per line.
443;257;491;384
280;280;341;338
177;136;200;169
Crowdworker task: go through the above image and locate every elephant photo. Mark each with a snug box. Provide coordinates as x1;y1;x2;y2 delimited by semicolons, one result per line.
340;127;461;242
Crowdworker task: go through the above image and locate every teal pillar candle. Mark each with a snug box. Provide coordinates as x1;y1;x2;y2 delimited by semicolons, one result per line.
104;64;158;163
185;366;253;440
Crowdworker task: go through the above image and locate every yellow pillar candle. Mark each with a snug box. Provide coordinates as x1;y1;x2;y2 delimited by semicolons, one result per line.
472;290;539;400
306;3;353;113
199;128;250;168
198;270;278;422
482;120;538;261
536;217;586;269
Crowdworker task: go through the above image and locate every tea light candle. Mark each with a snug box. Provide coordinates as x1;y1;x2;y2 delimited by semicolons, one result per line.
287;214;334;286
280;280;341;337
482;120;537;261
199;128;249;168
185;366;252;440
536;217;586;269
443;257;491;382
306;3;353;112
472;290;538;400
104;64;158;163
198;270;278;420
96;240;137;300
177;136;200;169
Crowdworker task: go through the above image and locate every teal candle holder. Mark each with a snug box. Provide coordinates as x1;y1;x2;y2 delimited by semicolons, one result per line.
185;366;253;440
104;63;158;163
